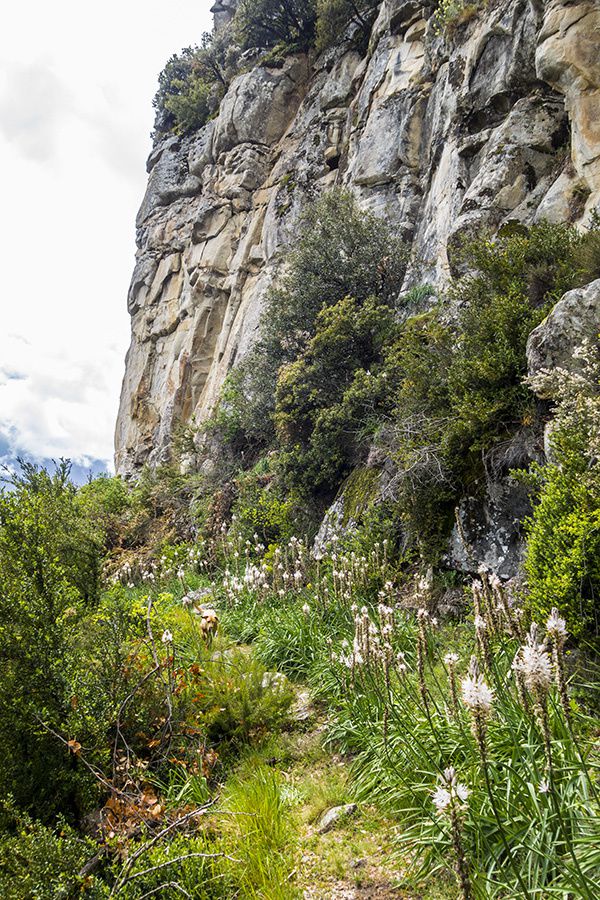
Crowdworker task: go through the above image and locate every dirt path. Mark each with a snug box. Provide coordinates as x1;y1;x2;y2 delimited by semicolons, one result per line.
277;689;454;900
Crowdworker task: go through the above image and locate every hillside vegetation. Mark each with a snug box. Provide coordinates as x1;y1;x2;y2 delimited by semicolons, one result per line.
1;194;600;896
3;0;600;894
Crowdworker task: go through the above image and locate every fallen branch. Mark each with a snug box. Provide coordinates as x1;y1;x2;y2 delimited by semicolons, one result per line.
126;849;240;883
109;801;217;896
138;883;192;900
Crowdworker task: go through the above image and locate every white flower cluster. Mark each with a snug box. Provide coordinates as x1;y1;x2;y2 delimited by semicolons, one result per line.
546;608;567;645
513;624;553;695
106;542;208;589
461;658;494;715
432;767;470;813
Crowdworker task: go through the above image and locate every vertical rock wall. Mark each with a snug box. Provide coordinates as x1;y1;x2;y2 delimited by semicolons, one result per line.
115;0;600;477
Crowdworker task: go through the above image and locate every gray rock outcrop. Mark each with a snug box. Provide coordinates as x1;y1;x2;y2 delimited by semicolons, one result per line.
527;278;600;392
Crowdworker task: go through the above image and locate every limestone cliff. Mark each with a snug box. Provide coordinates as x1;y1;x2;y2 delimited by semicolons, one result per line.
115;0;600;490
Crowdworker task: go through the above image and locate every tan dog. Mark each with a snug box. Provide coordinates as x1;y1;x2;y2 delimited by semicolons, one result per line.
193;606;219;646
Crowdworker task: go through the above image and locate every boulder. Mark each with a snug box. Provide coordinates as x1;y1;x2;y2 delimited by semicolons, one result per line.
212;57;309;155
448;477;534;579
527;278;600;394
317;804;357;834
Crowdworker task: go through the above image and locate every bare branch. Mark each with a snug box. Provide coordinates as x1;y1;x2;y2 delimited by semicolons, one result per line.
113;662;161;781
138;884;192;900
35;716;131;801
109;801;217;896
127;850;240;883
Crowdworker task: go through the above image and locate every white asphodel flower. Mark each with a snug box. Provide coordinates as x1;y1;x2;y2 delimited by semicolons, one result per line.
161;629;173;644
432;786;452;812
432;767;470;813
474;615;487;632
301;602;310;617
546;608;567;642
513;624;552;693
514;644;553;692
538;779;550;794
444;652;459;665
461;673;494;714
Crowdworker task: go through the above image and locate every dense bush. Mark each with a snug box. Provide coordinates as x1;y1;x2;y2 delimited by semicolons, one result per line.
235;0;317;52
229;458;301;545
525;342;600;640
153;30;239;135
274;295;398;497
217;188;408;454
372;221;600;558
0;802;103;899
213;218;600;561
0;461;105;819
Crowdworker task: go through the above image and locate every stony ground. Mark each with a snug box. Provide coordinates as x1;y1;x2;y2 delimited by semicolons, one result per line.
271;688;456;900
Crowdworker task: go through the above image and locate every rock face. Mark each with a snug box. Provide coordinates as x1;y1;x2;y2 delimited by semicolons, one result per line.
115;0;600;486
527;278;600;389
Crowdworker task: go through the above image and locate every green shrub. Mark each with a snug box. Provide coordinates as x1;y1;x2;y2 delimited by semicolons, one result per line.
0;461;105;820
0;802;104;900
77;475;132;550
525;341;600;640
153;30;239;135
274;295;398;496
163;77;213;133
114;831;225;899
220;188;408;456
235;0;317;52
525;461;600;640
230;459;297;545
316;0;379;52
373;221;600;559
448;221;593;448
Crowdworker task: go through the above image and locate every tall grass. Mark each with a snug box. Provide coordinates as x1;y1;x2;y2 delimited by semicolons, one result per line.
106;526;600;898
203;530;600;898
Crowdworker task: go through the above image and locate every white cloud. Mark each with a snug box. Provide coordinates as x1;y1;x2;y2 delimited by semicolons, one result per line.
0;0;213;469
0;333;120;465
0;60;73;161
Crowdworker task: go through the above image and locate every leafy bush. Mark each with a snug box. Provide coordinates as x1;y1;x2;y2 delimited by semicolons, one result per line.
235;0;317;52
525;342;600;640
77;474;132;549
274;295;398;496
373;312;457;556
0;461;105;820
315;0;380;52
153;30;239;135
218;188;408;455
230;459;298;545
0;802;104;900
197;647;294;751
373;221;600;558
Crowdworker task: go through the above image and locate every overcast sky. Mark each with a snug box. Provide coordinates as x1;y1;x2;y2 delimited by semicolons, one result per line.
0;1;213;478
